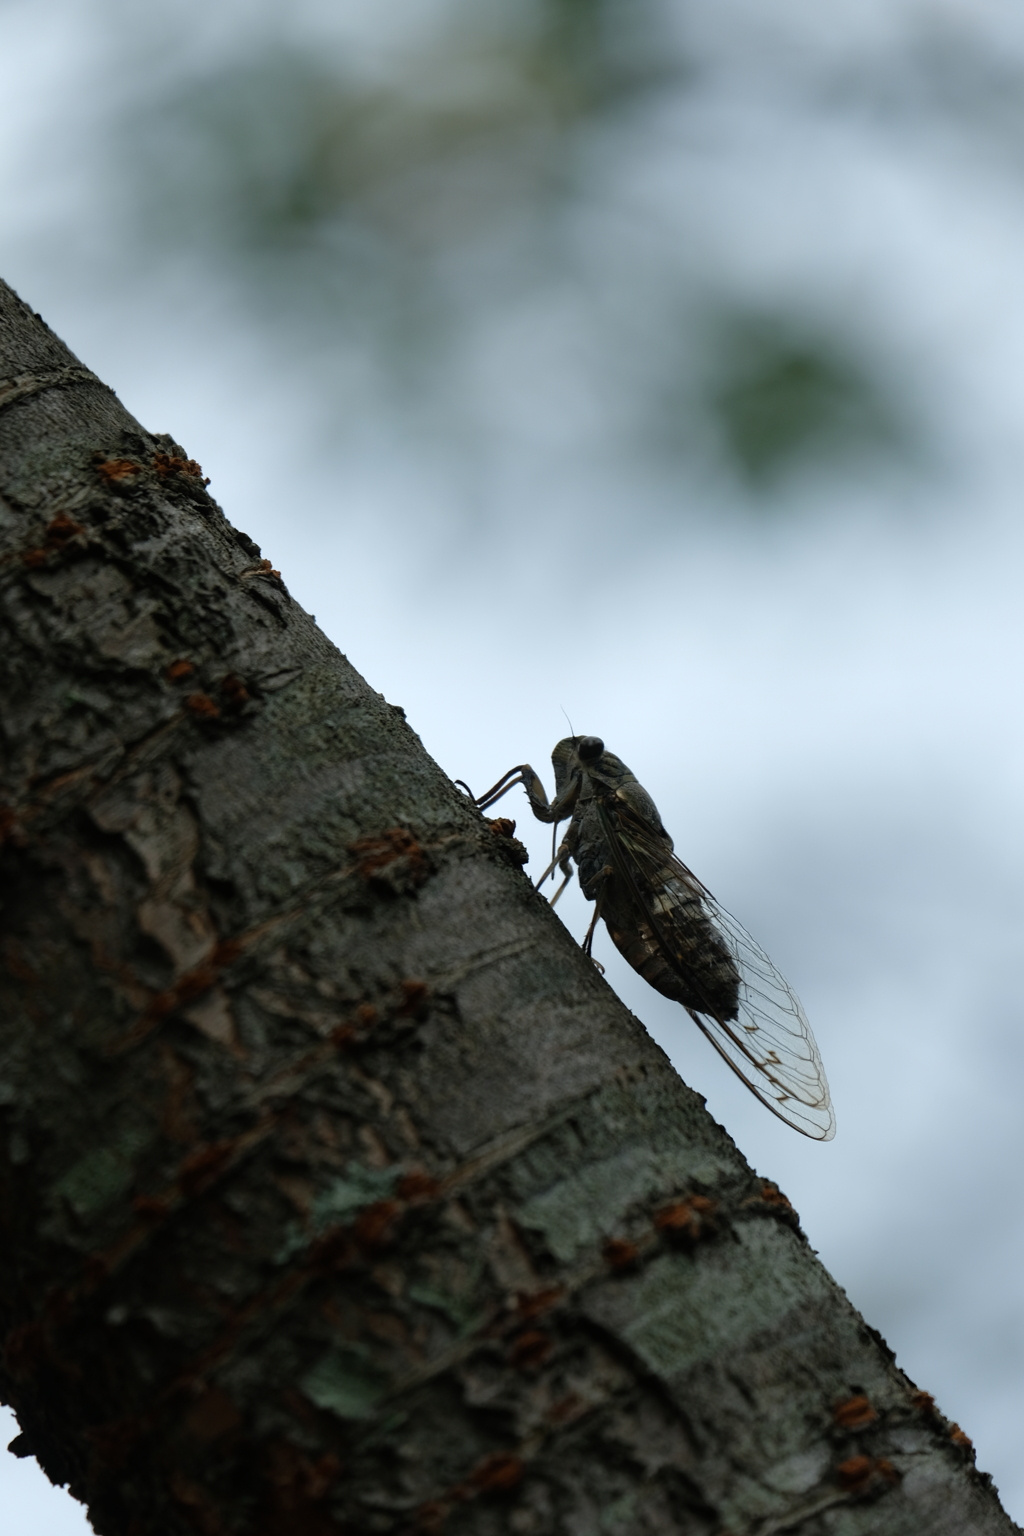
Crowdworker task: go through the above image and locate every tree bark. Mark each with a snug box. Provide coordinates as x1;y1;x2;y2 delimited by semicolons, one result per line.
0;279;1015;1536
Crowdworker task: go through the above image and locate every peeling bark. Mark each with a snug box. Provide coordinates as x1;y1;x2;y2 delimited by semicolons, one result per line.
0;280;1016;1536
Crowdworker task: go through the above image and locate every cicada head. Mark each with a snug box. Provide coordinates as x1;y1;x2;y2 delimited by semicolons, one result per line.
551;735;605;798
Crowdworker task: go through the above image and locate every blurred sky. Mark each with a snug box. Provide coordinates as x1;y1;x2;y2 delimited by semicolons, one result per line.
3;0;1024;1524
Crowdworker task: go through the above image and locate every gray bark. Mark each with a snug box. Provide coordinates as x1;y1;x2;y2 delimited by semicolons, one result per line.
0;278;1015;1536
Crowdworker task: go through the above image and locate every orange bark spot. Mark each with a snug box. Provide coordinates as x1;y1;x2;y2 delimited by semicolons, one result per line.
168;1469;226;1530
177;1141;235;1197
352;1200;402;1253
467;1451;525;1493
331;1002;380;1048
949;1423;973;1450
306;1228;358;1273
186;692;221;720
219;674;250;708
211;938;244;967
22;511;86;566
508;1329;553;1370
397;1171;441;1202
153;451;209;484
80;1256;110;1290
45;511;85;543
165;659;195;681
832;1394;878;1430
602;1237;639;1271
3;1321;48;1381
654;1195;717;1241
412;1501;449;1534
351;828;427;883
757;1181;793;1209
547;1392;586;1424
361;1309;408;1346
301;1453;340;1500
176;966;219;1003
182;1387;242;1441
513;1285;565;1320
95;458;141;483
83;1415;143;1470
145;990;180;1022
131;1194;172;1220
260;1442;342;1536
835;1455;899;1492
835;1455;872;1490
3;940;38;983
242;557;281;580
397;979;429;1016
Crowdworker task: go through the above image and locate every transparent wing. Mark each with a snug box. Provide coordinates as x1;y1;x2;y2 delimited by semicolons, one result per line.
685;887;834;1141
602;805;835;1141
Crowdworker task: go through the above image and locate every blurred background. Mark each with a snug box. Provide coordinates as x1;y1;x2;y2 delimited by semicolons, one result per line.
3;0;1024;1524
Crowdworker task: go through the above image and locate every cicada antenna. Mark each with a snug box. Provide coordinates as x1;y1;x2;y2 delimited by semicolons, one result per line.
549;708;579;885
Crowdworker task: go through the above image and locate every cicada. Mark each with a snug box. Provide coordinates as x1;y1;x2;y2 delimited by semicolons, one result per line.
474;736;834;1140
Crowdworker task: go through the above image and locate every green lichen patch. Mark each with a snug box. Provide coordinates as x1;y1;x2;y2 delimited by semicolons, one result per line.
309;1163;400;1228
407;1280;487;1337
276;1161;401;1262
586;1222;821;1380
50;1121;154;1223
300;1345;389;1421
516;1142;728;1262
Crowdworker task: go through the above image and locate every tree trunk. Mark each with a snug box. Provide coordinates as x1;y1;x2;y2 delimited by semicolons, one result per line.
0;279;1015;1536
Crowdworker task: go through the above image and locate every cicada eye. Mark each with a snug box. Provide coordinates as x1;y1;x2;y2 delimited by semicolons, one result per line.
577;736;604;763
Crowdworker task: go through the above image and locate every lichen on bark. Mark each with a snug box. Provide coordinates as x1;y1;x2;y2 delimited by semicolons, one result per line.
0;281;1016;1535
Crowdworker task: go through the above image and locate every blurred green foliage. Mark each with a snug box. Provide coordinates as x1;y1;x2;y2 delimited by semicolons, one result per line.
130;0;661;268
116;0;911;500
709;323;901;486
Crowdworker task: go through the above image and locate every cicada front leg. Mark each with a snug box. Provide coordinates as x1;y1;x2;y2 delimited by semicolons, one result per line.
475;763;550;817
473;761;583;899
475;762;582;825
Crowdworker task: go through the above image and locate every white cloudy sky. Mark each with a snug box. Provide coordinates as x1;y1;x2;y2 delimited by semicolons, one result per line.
4;0;1024;1523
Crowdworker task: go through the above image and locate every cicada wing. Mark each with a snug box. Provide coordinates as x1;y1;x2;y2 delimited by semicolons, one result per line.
682;894;835;1140
600;805;835;1141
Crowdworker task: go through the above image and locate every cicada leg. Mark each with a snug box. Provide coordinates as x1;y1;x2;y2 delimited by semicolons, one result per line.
474;766;531;811
475;764;581;827
580;864;614;974
536;835;574;901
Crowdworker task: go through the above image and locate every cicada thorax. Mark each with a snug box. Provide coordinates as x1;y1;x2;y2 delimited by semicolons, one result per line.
600;828;742;1022
561;756;741;1022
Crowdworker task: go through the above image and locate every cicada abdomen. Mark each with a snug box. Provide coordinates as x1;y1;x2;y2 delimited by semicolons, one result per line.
601;872;741;1020
594;793;742;1019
